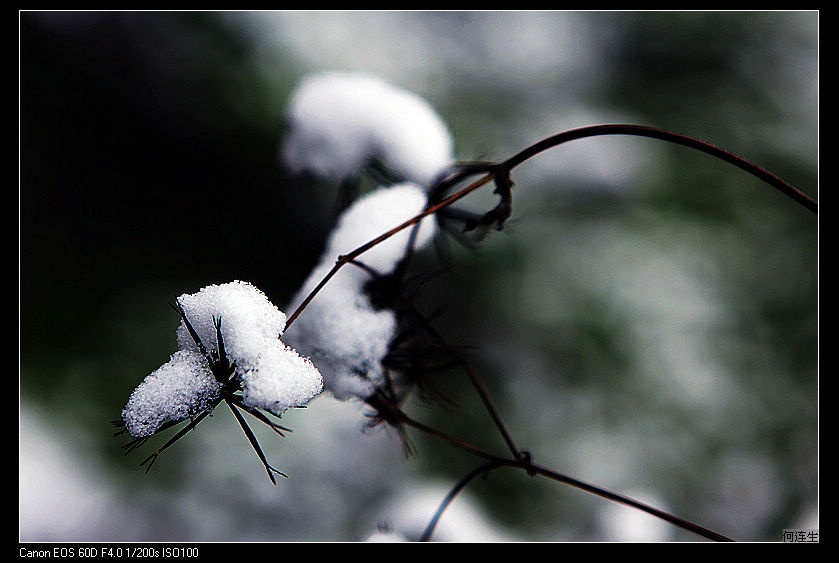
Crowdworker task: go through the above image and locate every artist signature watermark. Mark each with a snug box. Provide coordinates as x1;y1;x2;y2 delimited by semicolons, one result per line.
782;529;819;543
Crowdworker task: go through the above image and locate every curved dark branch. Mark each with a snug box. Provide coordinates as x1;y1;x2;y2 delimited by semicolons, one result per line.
420;462;500;541
513;460;735;542
502;124;817;213
397;408;734;542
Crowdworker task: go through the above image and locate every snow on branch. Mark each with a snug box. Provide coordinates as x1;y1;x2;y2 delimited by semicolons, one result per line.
281;71;455;188
284;183;437;400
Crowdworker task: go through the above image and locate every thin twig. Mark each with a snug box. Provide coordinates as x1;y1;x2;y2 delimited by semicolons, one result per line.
502;124;817;213
395;407;734;542
284;173;495;329
227;399;287;484
399;298;521;458
513;460;735;542
285;123;815;330
281;124;810;542
366;394;500;461
380;315;730;539
419;462;500;541
139;408;216;472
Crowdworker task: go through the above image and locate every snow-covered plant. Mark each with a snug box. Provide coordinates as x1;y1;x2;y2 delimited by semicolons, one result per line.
118;71;816;541
283;182;437;401
117;280;322;483
173;281;322;414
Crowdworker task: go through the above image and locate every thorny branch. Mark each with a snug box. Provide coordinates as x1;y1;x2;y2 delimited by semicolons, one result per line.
119;124;813;541
285;123;816;330
369;393;735;542
280;124;816;542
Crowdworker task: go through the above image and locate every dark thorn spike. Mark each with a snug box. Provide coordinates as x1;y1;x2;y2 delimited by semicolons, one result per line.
228;400;287;485
170;300;209;358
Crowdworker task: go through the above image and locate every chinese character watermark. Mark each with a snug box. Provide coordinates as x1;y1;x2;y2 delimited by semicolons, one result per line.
782;529;819;542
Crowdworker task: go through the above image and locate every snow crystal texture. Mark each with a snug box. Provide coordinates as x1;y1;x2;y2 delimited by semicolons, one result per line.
121;350;220;438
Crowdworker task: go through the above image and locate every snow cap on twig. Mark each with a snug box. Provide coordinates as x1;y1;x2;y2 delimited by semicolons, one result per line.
284;183;437;400
122;281;323;438
175;281;323;414
281;71;455;188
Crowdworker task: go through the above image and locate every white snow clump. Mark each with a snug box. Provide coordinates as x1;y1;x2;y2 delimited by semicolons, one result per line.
175;280;288;369
122;281;323;437
281;71;455;188
284;183;437;400
121;350;220;438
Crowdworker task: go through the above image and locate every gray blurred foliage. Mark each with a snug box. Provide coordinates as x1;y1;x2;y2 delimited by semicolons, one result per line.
20;11;817;542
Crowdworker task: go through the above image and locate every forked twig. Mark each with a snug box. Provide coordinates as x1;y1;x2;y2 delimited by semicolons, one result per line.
165;123;811;540
398;297;522;459
383;402;735;541
284;172;495;330
418;455;735;542
285;123;815;331
227;399;288;484
281;124;816;542
228;394;294;436
139;408;216;473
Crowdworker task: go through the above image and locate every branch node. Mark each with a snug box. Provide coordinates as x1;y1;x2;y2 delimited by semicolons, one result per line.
518;450;536;477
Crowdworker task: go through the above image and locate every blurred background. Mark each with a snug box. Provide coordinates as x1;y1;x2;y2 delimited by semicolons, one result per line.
20;11;818;542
